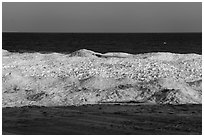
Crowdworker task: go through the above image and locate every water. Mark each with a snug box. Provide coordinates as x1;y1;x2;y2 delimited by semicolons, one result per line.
2;32;202;54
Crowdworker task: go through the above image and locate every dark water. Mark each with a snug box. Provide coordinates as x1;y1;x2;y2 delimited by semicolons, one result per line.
2;32;202;54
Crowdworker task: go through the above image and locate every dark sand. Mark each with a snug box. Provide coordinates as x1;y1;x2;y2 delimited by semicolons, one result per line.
2;104;202;135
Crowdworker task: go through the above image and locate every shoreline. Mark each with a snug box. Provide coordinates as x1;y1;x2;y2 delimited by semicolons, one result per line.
3;104;202;135
2;49;202;135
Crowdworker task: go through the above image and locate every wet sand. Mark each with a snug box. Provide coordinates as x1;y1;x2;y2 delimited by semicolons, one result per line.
2;104;202;135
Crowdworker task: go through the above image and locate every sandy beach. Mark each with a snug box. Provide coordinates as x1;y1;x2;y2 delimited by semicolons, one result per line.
3;104;202;135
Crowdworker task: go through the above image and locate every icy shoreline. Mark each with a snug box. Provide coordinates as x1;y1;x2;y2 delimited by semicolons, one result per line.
2;49;202;107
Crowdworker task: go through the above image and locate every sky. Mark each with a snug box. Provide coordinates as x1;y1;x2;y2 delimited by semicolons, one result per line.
2;2;202;33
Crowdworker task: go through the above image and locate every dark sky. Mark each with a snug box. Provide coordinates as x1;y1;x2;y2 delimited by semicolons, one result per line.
2;2;202;32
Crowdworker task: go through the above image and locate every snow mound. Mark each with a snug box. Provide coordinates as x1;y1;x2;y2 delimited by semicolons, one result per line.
2;49;11;56
148;52;200;61
69;49;134;58
69;49;102;57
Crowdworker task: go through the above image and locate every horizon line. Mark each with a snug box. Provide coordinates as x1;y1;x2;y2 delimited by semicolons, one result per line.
2;31;202;33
